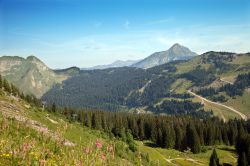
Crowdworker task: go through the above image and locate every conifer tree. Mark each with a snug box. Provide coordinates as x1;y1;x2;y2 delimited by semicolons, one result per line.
186;124;201;153
238;152;248;166
162;125;175;149
174;124;183;150
150;122;158;143
138;118;145;140
3;79;11;93
157;128;163;147
51;103;56;112
0;74;2;88
83;113;91;128
209;149;220;166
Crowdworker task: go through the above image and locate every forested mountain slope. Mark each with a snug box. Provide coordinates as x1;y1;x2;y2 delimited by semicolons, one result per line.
1;51;250;120
42;52;250;120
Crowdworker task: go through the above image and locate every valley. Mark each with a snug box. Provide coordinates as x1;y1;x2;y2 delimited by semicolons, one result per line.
1;0;249;165
1;49;250;122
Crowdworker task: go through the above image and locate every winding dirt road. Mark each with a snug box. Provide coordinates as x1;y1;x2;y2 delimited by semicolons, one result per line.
219;78;233;85
188;90;248;121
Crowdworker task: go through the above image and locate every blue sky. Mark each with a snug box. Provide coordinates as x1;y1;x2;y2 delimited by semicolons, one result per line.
0;0;249;68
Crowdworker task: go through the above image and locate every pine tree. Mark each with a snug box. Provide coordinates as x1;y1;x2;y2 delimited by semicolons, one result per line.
238;152;248;166
83;113;91;127
138;118;145;140
51;103;56;112
150;121;158;143
3;79;11;93
91;113;101;130
157;128;163;147
186;124;201;154
20;92;25;99
101;114;108;131
162;125;175;149
126;131;137;152
174;124;183;150
11;84;17;96
131;118;139;139
248;146;250;166
25;95;32;103
0;74;2;88
209;149;220;166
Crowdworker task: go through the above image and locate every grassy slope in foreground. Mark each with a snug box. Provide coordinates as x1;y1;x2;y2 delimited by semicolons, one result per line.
0;90;145;165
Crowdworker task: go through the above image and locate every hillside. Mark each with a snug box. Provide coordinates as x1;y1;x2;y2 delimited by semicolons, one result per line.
0;80;147;165
132;43;197;69
0;56;77;98
42;52;250;121
1;51;250;121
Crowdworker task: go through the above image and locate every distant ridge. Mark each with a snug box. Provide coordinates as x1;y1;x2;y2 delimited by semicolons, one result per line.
82;59;140;70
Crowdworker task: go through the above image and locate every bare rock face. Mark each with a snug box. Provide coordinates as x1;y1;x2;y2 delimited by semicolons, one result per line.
0;56;24;72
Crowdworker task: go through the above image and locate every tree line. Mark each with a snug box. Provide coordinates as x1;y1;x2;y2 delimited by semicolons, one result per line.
209;132;250;166
0;74;41;106
49;105;250;155
197;72;250;101
147;99;212;118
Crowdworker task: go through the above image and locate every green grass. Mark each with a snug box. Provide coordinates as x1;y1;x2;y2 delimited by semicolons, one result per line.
137;141;237;166
170;78;193;93
231;55;250;65
219;55;250;82
0;91;144;165
225;91;250;118
0;114;128;165
175;56;202;74
191;96;241;121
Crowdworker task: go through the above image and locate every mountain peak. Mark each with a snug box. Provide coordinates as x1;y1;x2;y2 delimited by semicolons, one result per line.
26;55;49;71
169;43;186;51
171;43;182;48
132;43;197;69
27;55;41;62
27;55;46;65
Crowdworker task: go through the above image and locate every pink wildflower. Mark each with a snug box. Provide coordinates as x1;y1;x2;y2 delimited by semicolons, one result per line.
10;150;17;155
95;139;102;149
100;154;106;161
107;145;113;153
22;143;30;153
39;159;46;166
84;147;90;154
